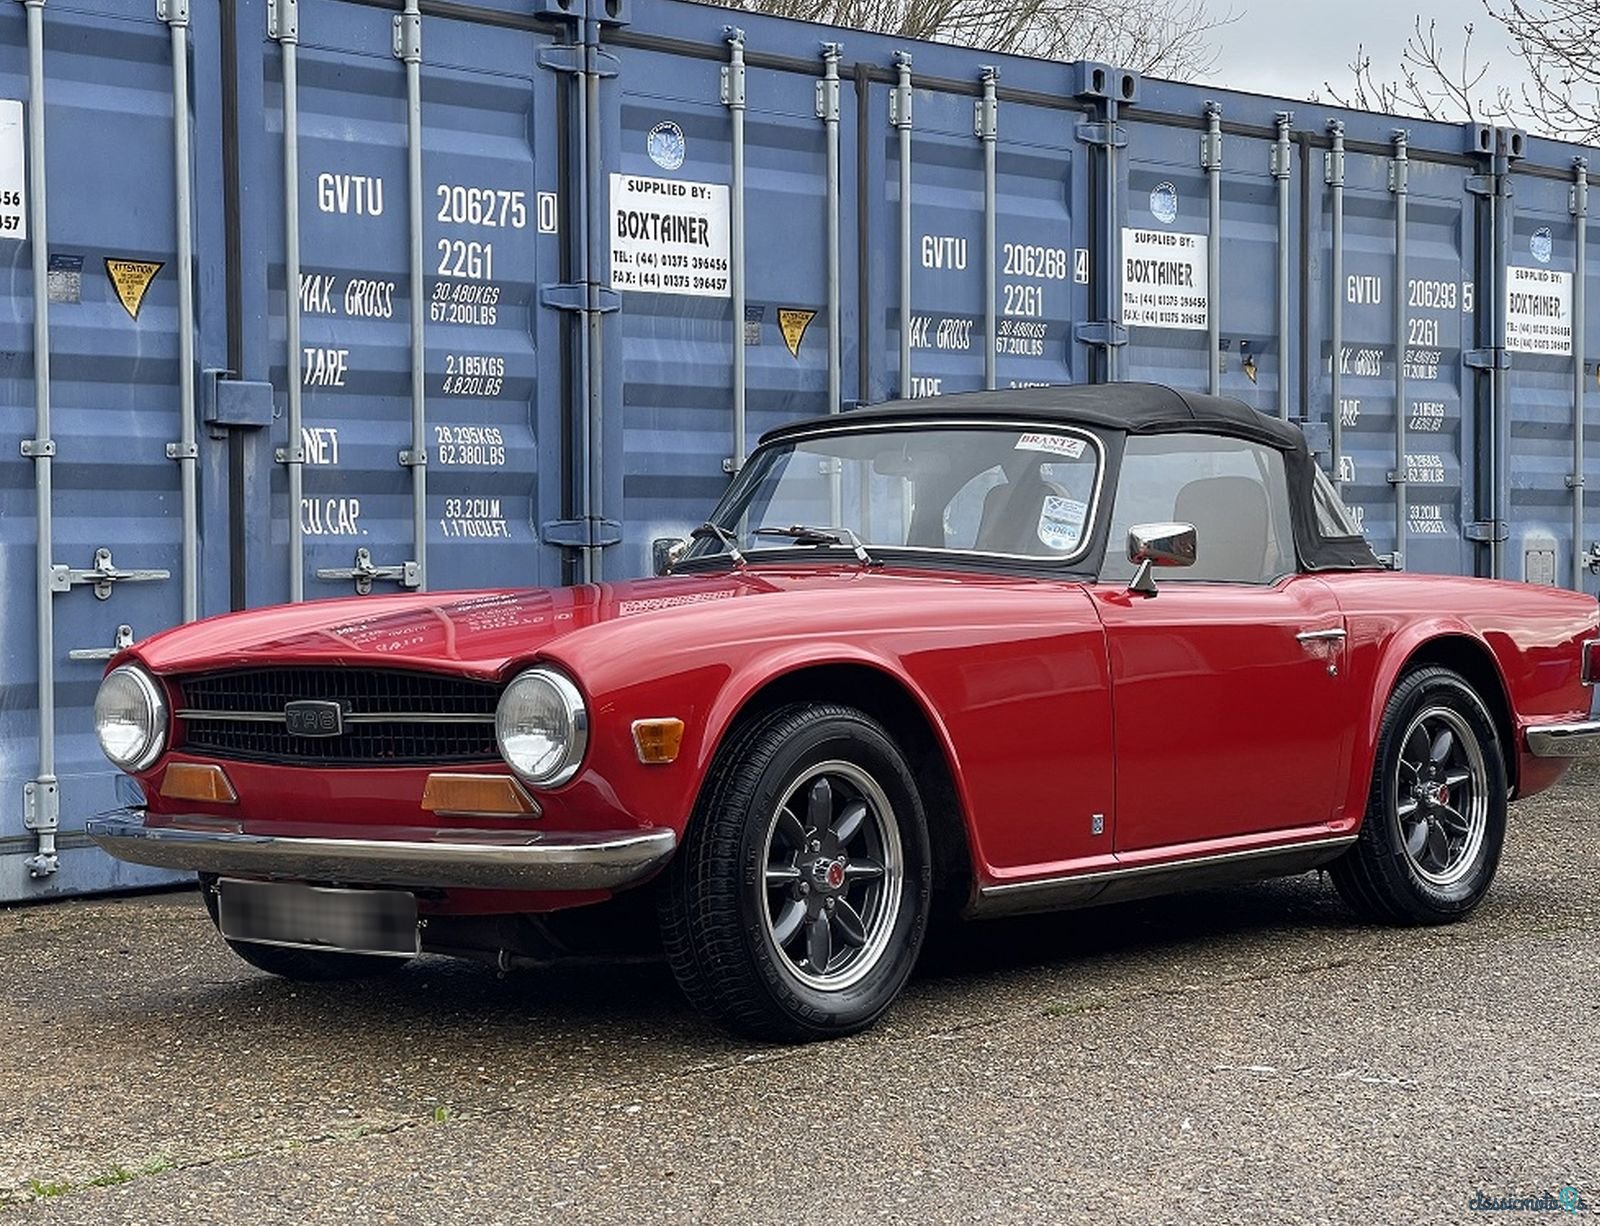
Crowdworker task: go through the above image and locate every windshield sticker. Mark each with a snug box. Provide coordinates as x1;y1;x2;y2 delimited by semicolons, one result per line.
1037;495;1087;551
1014;432;1085;459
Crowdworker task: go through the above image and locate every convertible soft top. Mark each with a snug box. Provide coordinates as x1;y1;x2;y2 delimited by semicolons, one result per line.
764;382;1307;453
761;380;1381;573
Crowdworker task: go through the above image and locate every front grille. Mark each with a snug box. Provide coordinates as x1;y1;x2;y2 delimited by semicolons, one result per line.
176;668;501;766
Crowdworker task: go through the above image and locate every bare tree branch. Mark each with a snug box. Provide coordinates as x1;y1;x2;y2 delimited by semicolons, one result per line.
700;0;1236;81
1329;1;1599;142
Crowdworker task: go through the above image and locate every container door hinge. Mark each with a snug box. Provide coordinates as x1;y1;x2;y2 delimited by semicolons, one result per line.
1074;121;1126;149
1464;348;1511;370
51;548;170;600
1298;420;1332;454
541;284;621;314
68;623;136;662
542;518;624;550
973;92;997;141
203;370;275;427
536;46;619;78
267;0;297;42
1465;520;1509;543
1073;320;1128;349
23;779;59;878
392;9;420;61
315;547;420;596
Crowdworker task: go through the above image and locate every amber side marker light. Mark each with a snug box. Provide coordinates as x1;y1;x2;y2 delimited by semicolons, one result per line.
632;718;685;764
159;763;239;805
421;773;542;818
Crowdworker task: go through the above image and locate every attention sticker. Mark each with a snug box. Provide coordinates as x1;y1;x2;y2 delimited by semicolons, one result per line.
105;258;163;320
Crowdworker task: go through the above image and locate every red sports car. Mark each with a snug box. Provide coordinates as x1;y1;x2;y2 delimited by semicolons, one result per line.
89;384;1600;1041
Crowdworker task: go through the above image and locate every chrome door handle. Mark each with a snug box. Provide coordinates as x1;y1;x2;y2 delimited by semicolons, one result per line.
1295;628;1347;643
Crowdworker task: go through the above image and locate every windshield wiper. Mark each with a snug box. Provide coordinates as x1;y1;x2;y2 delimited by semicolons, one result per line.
752;524;873;565
689;521;746;567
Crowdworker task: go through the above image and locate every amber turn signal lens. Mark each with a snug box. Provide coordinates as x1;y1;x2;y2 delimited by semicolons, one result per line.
159;762;238;805
421;773;541;817
632;718;685;764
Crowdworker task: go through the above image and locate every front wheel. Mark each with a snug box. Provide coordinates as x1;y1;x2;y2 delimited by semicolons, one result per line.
1331;666;1507;925
660;704;933;1042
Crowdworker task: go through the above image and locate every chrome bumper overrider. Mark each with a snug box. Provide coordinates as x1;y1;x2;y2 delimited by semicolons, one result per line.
1525;721;1600;759
85;809;677;891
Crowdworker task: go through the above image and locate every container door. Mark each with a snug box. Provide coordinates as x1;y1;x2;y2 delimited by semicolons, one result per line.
0;0;226;898
1498;152;1595;591
233;0;568;608
1118;97;1297;416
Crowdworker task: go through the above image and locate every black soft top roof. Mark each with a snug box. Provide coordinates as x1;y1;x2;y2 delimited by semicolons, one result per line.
761;382;1307;453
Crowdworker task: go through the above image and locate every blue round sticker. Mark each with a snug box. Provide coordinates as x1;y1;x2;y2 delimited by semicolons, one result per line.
1150;181;1179;225
647;121;686;171
1531;226;1553;264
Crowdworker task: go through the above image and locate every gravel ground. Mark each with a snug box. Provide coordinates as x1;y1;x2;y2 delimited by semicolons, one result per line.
1;765;1596;1224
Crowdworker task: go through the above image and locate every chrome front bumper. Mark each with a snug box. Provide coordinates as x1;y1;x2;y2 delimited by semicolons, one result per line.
85;809;677;892
1525;721;1600;759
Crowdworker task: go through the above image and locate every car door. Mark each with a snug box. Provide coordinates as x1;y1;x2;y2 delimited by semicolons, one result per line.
1091;432;1357;854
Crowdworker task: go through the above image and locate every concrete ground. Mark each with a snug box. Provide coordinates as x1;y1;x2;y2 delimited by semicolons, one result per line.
1;767;1595;1224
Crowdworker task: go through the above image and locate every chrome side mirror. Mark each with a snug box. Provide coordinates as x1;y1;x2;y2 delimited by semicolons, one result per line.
651;537;687;576
1126;521;1196;597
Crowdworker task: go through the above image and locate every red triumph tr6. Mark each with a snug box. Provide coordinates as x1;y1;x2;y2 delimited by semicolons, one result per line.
89;384;1600;1041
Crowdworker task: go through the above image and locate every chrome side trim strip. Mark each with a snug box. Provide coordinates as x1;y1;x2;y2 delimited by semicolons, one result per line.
86;808;676;892
970;834;1358;919
175;709;494;725
1526;720;1600;759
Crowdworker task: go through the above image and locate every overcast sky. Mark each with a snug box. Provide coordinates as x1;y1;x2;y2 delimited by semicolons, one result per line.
1200;0;1528;113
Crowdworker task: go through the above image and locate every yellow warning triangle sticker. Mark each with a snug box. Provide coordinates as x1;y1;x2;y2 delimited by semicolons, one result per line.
105;258;164;320
778;308;817;359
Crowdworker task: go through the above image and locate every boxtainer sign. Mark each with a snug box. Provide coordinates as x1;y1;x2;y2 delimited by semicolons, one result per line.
1504;264;1573;355
609;173;730;297
0;100;25;240
1121;228;1207;330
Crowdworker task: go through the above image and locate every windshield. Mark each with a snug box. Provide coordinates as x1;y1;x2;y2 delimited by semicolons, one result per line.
685;424;1103;565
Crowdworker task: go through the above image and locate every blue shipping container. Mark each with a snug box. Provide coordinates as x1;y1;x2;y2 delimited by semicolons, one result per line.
2;0;1597;898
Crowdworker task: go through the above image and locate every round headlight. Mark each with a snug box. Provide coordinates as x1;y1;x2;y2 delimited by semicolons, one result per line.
495;667;588;787
94;665;168;772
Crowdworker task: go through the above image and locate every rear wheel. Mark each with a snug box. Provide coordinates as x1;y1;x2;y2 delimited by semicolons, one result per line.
1331;666;1507;925
660;704;932;1042
199;875;411;982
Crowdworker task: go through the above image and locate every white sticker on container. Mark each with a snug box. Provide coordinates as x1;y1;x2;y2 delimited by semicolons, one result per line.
1014;432;1085;459
1120;228;1208;330
1505;264;1572;355
1036;495;1087;552
0;100;25;241
609;174;730;297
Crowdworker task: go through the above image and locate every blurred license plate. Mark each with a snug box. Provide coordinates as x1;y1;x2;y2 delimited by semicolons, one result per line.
217;879;419;957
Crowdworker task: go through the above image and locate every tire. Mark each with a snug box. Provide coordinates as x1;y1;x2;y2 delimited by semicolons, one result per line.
660;704;933;1042
1330;666;1507;925
199;874;411;982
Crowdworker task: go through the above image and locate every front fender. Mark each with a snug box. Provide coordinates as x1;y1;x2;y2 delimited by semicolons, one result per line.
1339;616;1509;822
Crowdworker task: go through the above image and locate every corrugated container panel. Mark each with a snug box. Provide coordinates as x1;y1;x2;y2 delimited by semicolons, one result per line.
0;0;227;897
236;0;569;607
